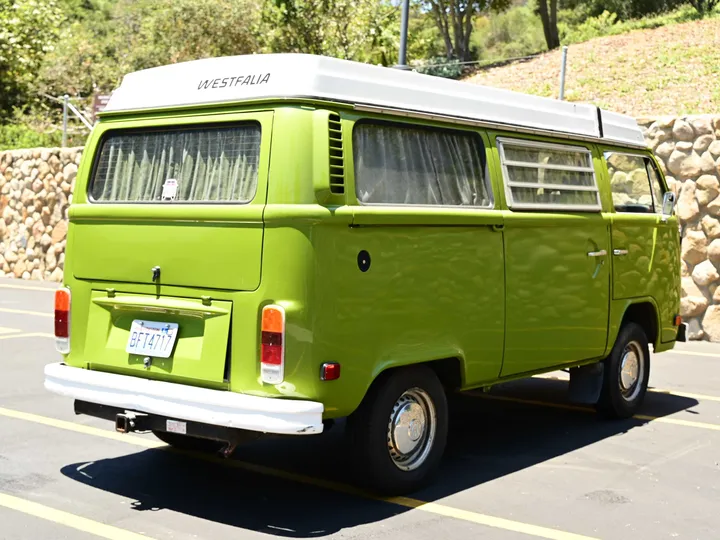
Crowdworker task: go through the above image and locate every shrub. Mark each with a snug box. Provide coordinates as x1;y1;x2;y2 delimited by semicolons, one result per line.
557;4;718;44
412;57;465;78
0;124;61;150
473;5;547;60
558;10;620;43
559;0;685;20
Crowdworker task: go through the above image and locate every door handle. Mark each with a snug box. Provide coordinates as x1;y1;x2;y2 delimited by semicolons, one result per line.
587;250;607;257
613;249;628;256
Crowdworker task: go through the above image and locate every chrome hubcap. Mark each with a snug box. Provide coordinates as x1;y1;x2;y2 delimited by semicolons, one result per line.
387;388;436;471
619;341;644;401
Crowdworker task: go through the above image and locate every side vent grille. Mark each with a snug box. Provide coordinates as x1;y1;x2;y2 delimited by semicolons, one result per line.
328;113;345;195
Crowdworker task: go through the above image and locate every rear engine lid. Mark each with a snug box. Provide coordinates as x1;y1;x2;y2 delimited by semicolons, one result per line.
85;291;233;385
72;112;272;291
71;206;264;290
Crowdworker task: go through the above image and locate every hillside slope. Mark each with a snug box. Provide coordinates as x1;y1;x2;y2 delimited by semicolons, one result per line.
465;18;720;117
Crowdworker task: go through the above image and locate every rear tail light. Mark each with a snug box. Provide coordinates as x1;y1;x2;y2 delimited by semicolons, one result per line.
261;305;285;384
54;287;71;354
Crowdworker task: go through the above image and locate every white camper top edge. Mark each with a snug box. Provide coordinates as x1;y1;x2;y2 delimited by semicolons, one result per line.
102;53;647;148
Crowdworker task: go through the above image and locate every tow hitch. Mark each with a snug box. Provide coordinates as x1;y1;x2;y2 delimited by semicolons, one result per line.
115;411;147;433
75;401;261;452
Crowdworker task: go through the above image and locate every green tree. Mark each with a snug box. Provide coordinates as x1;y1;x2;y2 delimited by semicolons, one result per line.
537;0;560;49
38;0;260;101
259;0;399;63
0;0;64;119
423;0;511;61
688;0;718;15
558;0;684;23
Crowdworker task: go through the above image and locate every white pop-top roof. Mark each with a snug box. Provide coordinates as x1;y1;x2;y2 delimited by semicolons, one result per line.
103;53;646;147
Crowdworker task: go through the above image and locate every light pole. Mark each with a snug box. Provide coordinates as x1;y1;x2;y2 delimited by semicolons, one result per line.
394;0;411;70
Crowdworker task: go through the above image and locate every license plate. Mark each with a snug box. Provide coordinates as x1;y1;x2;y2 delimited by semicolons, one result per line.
166;419;187;434
126;320;179;359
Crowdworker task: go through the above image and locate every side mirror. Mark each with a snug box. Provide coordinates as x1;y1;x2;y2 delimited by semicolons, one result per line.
661;191;676;222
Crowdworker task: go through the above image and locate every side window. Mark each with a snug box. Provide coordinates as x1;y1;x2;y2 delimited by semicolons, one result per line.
605;152;657;213
352;122;491;206
497;138;601;211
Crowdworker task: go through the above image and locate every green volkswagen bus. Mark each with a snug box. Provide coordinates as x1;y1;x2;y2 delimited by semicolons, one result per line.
45;53;685;494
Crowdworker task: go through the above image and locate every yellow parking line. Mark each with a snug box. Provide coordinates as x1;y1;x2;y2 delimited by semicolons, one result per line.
0;407;597;540
479;394;720;432
0;282;57;292
0;407;162;447
199;454;595;540
0;492;153;540
0;327;21;335
633;414;720;431
667;350;720;359
0;332;54;340
531;374;720;404
0;308;52;318
648;388;720;403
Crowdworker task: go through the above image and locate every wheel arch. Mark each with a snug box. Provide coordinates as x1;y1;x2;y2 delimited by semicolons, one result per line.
361;356;464;406
609;298;661;352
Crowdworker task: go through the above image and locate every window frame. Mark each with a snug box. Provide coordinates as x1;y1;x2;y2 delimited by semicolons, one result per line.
351;118;494;209
603;150;663;214
645;157;667;212
497;137;602;212
87;120;263;205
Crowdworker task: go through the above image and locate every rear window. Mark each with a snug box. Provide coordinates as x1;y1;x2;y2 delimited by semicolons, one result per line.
352;122;491;207
90;123;261;203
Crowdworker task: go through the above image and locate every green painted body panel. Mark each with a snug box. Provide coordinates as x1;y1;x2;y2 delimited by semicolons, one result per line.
609;216;680;343
500;212;611;375
61;100;681;421
329;208;506;388
599;148;682;345
72;206;265;291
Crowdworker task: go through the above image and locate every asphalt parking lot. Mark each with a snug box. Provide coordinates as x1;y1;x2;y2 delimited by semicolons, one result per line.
1;278;719;540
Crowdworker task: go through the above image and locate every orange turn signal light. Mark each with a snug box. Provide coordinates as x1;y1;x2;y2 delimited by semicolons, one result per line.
55;288;71;313
262;305;285;334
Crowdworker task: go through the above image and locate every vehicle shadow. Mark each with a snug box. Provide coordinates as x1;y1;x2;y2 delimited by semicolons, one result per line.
60;376;699;537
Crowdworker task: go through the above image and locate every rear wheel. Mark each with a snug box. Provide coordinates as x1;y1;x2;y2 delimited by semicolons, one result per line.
596;322;650;418
152;430;225;453
347;365;448;494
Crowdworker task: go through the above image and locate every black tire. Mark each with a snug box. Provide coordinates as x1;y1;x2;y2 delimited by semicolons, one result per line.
152;430;225;453
347;365;448;495
596;322;650;419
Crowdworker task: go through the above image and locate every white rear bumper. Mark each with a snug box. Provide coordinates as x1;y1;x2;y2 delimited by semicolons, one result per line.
44;362;324;435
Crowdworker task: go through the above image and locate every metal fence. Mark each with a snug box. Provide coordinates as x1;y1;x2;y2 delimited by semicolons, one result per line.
39;93;94;147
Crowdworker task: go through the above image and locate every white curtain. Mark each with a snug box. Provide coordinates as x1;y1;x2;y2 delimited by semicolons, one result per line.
91;124;261;203
353;124;490;206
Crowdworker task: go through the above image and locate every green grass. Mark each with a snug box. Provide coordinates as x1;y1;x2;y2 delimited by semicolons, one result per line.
471;2;720;65
563;4;720;43
466;13;720;115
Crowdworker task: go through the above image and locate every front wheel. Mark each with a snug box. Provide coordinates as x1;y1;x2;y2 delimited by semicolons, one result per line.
596;322;650;418
347;366;448;495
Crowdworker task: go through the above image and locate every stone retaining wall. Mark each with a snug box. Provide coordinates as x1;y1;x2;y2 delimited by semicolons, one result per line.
0;148;80;282
2;116;720;339
638;115;720;340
